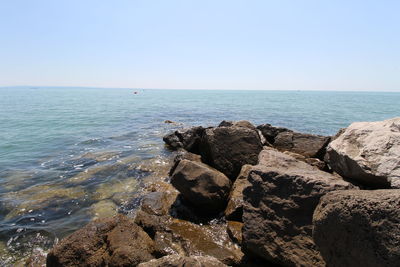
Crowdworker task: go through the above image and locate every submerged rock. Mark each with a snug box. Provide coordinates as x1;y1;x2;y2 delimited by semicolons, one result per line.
47;215;155;267
138;254;227;267
242;148;356;267
171;160;231;213
225;164;252;221
274;131;331;159
200;126;263;179
163;126;205;153
313;190;400;267
327;117;400;188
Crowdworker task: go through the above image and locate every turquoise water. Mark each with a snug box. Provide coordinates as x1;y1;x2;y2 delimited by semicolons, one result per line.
0;87;399;263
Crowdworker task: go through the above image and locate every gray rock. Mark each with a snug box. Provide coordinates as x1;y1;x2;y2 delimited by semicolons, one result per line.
171;160;232;213
256;124;291;144
225;164;252;221
200;126;263;180
242;148;356;267
274;131;331;159
313;189;400;267
138;254;227;267
163;126;205;153
327;117;400;188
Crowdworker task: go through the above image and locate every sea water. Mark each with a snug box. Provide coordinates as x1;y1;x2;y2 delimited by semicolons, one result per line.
0;87;399;264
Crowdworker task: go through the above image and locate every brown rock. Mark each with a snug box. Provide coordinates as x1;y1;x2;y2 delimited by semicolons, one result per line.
227;221;243;244
242;148;356;267
46;215;155;267
138;254;227;267
256;124;291;144
169;150;202;176
171;160;231;213
313;189;400;267
200;126;263;179
225;164;252;221
274;131;331;159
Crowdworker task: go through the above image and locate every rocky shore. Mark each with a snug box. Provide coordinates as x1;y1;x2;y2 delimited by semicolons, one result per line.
44;117;400;266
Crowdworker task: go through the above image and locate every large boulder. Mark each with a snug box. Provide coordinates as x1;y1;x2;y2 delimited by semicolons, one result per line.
274;131;331;159
256;124;291;144
224;164;252;221
242;148;356;267
200;126;263;179
313;189;400;267
47;215;155;267
138;254;227;267
163;126;205;153
218;120;257;130
169;150;202;176
327;118;400;188
170;160;232;213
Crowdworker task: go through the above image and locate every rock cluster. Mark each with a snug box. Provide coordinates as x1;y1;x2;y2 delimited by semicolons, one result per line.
47;118;400;267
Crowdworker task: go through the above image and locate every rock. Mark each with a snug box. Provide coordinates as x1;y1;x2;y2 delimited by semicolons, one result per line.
283;151;328;171
169;150;202;176
138;254;227;267
313;189;400;267
46;215;155;267
225;164;252;221
327;118;400;188
227;221;243;244
164;120;175;123
171;160;231;213
218;120;257;130
141;190;178;216
274;131;331;159
163;126;205;153
242;148;356;267
256;124;291;144
200;126;263;179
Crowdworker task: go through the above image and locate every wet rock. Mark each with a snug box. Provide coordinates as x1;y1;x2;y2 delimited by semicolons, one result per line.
171;160;231;213
167;219;243;265
256;124;291;144
163;126;205;153
227;221;243;244
274;131;331;159
225;164;252;221
46;215;155;267
140;190;178;216
200;126;263;180
169;150;202;176
138;254;227;267
327;117;400;188
242;148;356;267
313;189;400;267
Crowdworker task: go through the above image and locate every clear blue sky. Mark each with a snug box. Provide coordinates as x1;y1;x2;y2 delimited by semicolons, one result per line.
1;0;399;90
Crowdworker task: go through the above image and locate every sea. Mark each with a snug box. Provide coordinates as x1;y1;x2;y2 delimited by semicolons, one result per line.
0;87;399;264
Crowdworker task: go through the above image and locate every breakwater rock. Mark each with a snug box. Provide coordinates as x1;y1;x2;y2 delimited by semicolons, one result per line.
46;118;400;266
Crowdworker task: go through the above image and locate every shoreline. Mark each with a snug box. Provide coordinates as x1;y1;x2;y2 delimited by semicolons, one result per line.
41;117;400;266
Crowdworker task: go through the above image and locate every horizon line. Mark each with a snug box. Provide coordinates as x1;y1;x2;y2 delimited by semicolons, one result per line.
1;85;400;93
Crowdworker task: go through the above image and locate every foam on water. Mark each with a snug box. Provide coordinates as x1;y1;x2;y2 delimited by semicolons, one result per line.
0;87;399;264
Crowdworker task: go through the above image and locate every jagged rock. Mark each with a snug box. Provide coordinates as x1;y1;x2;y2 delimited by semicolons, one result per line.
256;124;291;144
225;164;252;221
313;189;400;267
327;118;400;188
242;148;356;267
163;126;205;153
46;215;155;267
171;160;231;213
138;254;227;267
283;151;328;171
200;126;263;179
218;120;257;130
169;150;202;176
274;131;331;159
227;221;243;244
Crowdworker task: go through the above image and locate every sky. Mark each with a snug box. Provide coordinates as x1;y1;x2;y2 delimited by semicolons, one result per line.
0;0;399;91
